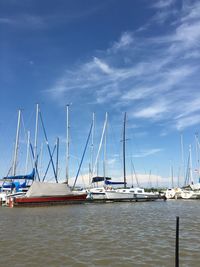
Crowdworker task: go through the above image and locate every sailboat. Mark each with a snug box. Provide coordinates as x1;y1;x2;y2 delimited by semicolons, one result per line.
180;144;200;199
10;105;87;207
105;113;160;202
86;112;111;200
1;109;35;205
165;165;182;199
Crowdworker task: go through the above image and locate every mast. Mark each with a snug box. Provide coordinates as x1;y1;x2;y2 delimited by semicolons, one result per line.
66;104;70;184
180;133;184;187
123;112;127;188
189;144;193;184
25;130;30;174
103;112;108;180
90;112;95;182
56;137;59;180
34;103;39;179
171;164;174;188
195;133;200;179
12;109;21;176
148;170;152;188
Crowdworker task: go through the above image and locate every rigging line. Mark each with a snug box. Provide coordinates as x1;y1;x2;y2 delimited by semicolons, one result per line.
131;159;140;187
29;142;40;181
21;113;31;174
184;155;190;186
93;114;107;176
42;144;57;182
72;120;93;190
39;110;58;183
22;130;39;181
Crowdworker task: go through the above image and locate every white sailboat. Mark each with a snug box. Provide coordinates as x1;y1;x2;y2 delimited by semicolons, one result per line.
181;189;200;199
181;144;200;199
86;113;109;200
105;113;159;202
105;187;159;201
165;165;182;199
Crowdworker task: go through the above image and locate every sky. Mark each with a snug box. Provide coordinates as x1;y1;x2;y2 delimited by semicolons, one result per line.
1;0;200;188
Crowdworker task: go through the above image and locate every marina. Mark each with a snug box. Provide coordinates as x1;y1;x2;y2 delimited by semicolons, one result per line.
1;1;200;266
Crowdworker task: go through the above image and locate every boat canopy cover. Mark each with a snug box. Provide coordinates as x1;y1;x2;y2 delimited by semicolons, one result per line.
105;180;127;185
92;176;111;183
26;181;72;197
2;181;27;191
3;169;35;180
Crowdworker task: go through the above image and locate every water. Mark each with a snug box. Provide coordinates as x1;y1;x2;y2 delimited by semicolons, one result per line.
0;200;199;267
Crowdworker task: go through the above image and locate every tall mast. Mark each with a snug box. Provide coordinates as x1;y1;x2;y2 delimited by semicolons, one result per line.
180;133;184;187
189;144;193;184
123;112;127;188
90;112;95;183
103;112;108;180
195;133;200;179
170;164;174;188
66;104;70;184
34;103;39;177
25;130;30;174
12;109;21;176
56;137;59;180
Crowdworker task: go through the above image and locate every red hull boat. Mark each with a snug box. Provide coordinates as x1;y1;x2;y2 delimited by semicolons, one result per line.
13;193;87;207
9;181;87;207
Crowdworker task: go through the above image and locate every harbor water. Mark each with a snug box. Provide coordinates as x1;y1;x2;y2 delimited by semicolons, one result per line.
0;200;199;267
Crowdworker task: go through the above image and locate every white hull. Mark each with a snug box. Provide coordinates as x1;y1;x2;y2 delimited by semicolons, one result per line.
86;187;107;200
105;188;159;201
165;188;182;199
181;190;200;199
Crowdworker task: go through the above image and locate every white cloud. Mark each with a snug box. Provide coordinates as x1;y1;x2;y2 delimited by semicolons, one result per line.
112;32;134;51
0;15;46;29
175;96;200;119
152;0;174;9
93;57;113;74
132;148;163;158
176;114;200;130
181;1;200;22
46;0;200;131
175;21;200;46
131;101;169;119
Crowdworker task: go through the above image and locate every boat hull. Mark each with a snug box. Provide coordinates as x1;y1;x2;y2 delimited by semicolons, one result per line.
105;191;159;202
13;193;87;207
181;190;200;199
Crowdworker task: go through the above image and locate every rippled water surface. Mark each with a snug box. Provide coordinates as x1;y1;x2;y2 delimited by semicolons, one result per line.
0;200;200;267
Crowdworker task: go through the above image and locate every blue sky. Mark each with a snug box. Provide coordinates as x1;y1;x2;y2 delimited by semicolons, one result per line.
1;0;200;187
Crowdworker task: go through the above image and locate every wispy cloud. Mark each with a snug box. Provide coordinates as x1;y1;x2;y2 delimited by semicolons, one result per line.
133;148;163;158
152;0;174;9
132;101;169;120
0;15;46;29
46;0;200;131
175;114;200;131
0;2;111;29
111;32;134;51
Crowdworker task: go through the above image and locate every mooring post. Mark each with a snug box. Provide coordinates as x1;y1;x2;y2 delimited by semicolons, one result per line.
175;216;179;267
